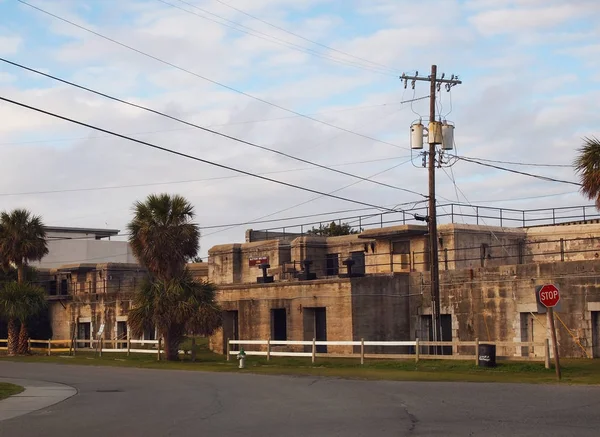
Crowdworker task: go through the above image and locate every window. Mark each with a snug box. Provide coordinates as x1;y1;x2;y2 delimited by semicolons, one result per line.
350;251;365;275
392;241;410;254
325;253;339;276
271;309;287;341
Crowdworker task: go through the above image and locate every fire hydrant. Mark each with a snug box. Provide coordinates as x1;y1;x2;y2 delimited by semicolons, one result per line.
237;348;247;369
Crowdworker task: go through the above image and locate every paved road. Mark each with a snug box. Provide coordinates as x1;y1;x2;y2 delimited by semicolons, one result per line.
0;362;599;436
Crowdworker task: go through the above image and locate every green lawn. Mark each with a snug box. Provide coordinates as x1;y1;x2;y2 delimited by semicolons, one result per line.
0;383;24;400
1;339;598;385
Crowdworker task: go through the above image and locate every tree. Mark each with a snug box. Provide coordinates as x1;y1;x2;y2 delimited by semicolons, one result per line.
0;209;48;284
0;209;48;354
574;137;600;208
307;221;359;237
127;193;221;360
0;282;47;356
128;272;222;361
128;194;200;281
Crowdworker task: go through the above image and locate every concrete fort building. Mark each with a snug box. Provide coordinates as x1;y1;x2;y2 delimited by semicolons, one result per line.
37;205;600;358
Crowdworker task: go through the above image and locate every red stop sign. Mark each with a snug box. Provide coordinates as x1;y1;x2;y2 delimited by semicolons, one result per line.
539;284;560;307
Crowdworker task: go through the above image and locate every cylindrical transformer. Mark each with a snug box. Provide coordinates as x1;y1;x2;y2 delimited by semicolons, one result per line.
411;122;424;149
442;122;454;150
428;121;443;145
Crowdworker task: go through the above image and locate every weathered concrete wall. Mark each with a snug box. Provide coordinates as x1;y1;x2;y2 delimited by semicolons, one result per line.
35;240;137;269
411;259;600;358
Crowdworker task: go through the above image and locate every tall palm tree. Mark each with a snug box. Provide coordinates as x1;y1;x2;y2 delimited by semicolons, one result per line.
0;209;48;283
128;194;200;281
17;284;48;354
0;209;48;354
0;282;46;356
128;272;222;361
574;137;600;208
127;194;220;360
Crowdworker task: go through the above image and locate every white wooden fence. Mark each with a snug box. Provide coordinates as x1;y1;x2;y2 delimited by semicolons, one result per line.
227;338;551;367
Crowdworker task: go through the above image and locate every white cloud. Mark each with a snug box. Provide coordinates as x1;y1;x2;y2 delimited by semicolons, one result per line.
0;35;21;55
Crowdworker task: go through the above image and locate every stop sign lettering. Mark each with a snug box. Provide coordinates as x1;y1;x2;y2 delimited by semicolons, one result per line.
539;284;560;308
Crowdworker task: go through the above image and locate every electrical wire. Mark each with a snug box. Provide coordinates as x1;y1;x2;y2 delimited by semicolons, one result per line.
454;155;581;186
17;0;407;151
201;158;417;237
1;58;423;197
0;95;410;214
0;156;411;198
211;0;402;75
158;0;396;76
457;155;573;169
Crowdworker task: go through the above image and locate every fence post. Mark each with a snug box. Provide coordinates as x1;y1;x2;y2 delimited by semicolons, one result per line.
47;339;51;356
99;336;103;357
267;337;271;362
226;338;231;361
28;338;31;355
157;338;162;361
475;338;479;365
545;338;551;370
312;338;316;364
360;338;365;365
415;338;420;363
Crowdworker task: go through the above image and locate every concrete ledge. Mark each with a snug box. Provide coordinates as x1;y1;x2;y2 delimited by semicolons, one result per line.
0;378;76;422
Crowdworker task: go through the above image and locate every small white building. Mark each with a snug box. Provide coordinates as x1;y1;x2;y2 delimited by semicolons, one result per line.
35;226;137;269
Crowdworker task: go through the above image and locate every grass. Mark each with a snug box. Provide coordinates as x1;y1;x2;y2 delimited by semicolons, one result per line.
0;383;24;400
1;339;599;385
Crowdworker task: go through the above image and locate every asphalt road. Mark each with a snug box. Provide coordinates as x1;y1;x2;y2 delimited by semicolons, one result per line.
1;362;599;437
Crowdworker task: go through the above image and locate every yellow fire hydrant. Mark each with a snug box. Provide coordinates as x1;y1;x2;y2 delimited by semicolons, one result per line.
238;348;247;369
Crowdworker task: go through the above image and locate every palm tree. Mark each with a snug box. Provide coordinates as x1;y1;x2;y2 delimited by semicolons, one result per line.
0;209;48;354
0;282;47;355
574;137;600;207
127;193;220;360
128;194;200;281
127;272;222;361
0;209;48;283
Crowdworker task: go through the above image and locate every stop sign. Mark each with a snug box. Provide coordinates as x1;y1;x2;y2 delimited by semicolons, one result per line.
539;284;560;308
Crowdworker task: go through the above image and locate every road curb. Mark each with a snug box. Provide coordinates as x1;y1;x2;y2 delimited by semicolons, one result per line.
0;377;76;422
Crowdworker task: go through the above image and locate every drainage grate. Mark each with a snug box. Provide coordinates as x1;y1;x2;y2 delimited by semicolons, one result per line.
96;389;122;393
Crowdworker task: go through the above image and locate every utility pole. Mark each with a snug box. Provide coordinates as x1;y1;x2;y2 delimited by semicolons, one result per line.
401;65;461;350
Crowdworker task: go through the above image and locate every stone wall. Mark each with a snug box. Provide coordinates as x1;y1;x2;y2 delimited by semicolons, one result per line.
411;259;600;358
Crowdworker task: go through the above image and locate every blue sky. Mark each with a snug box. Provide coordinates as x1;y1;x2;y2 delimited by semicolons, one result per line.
0;0;599;255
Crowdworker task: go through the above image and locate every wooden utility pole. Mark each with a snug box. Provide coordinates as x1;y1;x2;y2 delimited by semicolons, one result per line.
547;308;561;380
400;66;462;350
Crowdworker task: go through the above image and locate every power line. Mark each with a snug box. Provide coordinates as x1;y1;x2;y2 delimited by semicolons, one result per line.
158;0;396;76
0;95;410;214
212;0;401;75
17;0;407;151
0;156;410;197
201;158;416;237
454;155;581;186
457;155;573;168
1;58;424;197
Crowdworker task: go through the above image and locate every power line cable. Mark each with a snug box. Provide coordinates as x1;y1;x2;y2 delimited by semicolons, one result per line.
17;0;407;150
158;0;396;76
0;95;411;213
0;156;410;197
201;158;416;237
457;154;572;169
1;58;424;197
206;0;401;74
454;155;581;186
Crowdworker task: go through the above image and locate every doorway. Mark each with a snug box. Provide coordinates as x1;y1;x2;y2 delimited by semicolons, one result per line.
325;254;339;276
271;309;287;341
223;311;239;354
77;322;91;348
303;307;327;353
592;312;600;358
117;321;128;349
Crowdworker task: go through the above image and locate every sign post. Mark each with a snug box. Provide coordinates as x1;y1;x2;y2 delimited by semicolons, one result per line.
537;284;561;380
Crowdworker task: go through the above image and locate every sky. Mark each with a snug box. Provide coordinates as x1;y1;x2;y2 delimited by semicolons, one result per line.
0;0;599;258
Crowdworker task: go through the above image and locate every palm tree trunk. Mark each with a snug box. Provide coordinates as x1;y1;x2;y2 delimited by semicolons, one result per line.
17;321;29;355
163;330;181;361
7;319;18;356
16;263;25;284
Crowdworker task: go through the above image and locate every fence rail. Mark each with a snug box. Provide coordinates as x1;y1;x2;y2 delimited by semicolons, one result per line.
228;338;550;366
